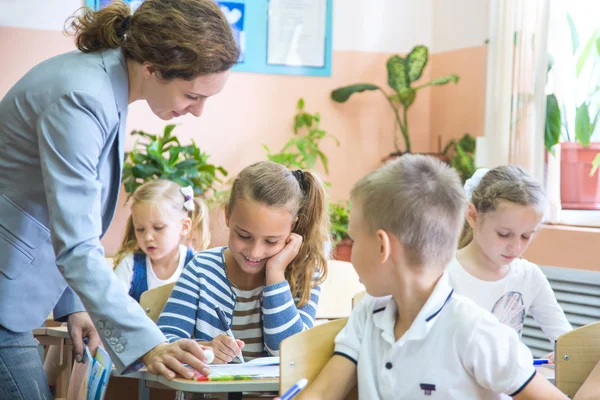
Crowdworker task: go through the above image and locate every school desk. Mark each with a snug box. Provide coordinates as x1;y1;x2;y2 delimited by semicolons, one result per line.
34;325;73;399
112;367;278;400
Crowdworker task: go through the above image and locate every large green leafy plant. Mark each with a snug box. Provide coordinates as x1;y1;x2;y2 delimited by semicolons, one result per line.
122;124;227;198
264;98;339;173
331;45;459;154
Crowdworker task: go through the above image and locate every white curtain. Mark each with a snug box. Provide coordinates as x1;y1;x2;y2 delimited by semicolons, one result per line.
478;0;550;185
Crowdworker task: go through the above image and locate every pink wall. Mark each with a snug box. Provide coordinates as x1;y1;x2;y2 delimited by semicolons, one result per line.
0;26;488;255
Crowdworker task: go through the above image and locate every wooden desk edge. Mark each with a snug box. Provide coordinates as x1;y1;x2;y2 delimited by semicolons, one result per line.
112;369;278;393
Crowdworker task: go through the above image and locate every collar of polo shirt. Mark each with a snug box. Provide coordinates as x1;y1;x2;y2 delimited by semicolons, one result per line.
372;272;454;346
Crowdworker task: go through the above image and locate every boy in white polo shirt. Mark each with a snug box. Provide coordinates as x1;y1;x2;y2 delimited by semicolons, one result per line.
295;155;565;400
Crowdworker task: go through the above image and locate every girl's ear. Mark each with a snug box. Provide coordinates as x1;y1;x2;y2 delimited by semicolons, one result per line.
466;203;478;229
224;205;230;228
181;217;192;237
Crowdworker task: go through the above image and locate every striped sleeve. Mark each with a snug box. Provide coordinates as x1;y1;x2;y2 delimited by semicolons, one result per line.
157;257;203;343
261;281;321;355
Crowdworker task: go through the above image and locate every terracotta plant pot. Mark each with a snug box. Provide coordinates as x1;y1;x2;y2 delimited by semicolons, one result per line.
560;142;600;210
332;238;353;262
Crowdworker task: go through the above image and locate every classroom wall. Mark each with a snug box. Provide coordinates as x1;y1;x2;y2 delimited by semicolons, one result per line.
0;0;490;254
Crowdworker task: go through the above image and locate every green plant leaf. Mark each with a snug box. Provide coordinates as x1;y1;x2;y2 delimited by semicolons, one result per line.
567;13;579;54
417;74;460;89
397;88;416;108
331;84;381;102
163;124;177;138
458;133;476;153
544;94;561;153
406;45;428;83
297;98;305;110
576;28;598;77
387;55;409;92
318;151;330;174
575;102;592;146
591;153;600;176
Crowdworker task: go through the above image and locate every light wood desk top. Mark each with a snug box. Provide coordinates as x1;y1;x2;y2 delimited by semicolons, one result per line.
46;325;70;339
113;368;278;393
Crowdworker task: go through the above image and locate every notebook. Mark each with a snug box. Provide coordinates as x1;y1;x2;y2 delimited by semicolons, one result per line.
196;356;281;380
67;345;113;400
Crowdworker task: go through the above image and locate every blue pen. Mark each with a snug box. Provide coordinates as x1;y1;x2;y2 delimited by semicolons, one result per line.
280;378;308;400
533;359;550;366
214;305;245;363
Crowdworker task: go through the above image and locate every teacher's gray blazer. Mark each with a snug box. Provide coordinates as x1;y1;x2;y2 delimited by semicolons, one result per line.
0;48;164;373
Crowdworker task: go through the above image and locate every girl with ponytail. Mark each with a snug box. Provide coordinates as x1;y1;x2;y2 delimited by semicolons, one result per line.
157;161;331;363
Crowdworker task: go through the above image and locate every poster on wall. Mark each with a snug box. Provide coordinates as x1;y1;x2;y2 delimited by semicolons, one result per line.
267;0;326;68
83;0;332;77
216;1;246;63
84;0;143;12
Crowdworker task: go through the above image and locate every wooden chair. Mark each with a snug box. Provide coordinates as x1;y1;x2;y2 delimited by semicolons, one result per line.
352;291;367;309
139;282;176;323
555;321;600;398
316;260;364;321
280;318;358;399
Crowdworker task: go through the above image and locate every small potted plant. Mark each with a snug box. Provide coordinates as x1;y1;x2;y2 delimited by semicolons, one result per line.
331;45;459;159
122;124;228;198
545;26;600;210
329;200;351;262
264;98;339;173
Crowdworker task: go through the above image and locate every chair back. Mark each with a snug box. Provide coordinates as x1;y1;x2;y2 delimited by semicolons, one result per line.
280;318;358;399
555;321;600;397
139;282;176;322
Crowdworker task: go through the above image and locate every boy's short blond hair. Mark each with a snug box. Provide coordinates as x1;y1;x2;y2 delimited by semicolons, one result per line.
351;154;466;266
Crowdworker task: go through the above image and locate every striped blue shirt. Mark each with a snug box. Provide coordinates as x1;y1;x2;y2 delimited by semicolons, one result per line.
157;247;321;355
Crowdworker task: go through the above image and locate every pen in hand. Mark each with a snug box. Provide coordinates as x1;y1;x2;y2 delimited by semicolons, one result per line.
214;305;245;363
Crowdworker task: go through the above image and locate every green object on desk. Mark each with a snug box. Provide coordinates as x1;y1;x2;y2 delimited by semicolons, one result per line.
210;375;255;381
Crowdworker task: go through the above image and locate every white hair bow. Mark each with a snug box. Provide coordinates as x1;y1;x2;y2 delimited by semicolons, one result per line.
464;168;490;200
180;186;195;212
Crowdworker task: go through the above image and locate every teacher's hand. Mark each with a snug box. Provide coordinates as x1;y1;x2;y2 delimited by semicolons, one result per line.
142;340;211;380
67;312;101;362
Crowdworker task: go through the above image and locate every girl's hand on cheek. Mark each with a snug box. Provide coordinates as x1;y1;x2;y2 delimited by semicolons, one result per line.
265;233;302;285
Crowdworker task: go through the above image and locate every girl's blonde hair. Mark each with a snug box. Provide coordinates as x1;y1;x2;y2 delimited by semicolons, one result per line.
113;180;211;267
458;165;547;249
227;161;330;307
66;0;239;79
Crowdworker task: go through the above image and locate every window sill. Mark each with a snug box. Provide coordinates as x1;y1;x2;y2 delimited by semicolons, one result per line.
553;209;600;228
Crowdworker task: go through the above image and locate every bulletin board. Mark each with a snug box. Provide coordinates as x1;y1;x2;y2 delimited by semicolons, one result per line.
84;0;333;77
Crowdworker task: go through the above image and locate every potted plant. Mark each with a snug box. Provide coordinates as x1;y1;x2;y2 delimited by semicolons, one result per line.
545;25;600;210
264;98;339;173
442;133;477;183
122;124;228;198
329;200;351;261
331;45;459;158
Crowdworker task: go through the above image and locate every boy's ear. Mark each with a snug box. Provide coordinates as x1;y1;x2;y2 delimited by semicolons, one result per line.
466;203;478;229
376;229;391;264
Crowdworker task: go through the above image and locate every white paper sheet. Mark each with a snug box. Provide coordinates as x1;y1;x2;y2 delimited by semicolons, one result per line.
207;356;280;378
267;0;327;67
